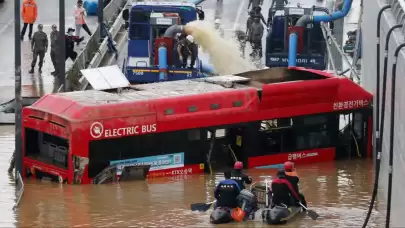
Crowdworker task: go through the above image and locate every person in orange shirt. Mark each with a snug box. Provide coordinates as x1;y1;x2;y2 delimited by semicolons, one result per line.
21;0;38;41
74;0;92;38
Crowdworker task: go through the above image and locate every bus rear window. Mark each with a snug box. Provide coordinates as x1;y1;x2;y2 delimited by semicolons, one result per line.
24;128;69;169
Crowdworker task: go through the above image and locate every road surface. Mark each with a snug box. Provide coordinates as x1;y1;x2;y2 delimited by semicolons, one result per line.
0;0;98;104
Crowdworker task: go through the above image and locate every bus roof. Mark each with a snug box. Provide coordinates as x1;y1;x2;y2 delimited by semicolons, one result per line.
132;1;196;9
24;67;372;125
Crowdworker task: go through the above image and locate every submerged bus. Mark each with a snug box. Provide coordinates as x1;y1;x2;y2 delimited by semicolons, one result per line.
21;67;372;184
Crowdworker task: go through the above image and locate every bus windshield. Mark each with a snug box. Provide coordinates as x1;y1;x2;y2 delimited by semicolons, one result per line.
24;128;69;169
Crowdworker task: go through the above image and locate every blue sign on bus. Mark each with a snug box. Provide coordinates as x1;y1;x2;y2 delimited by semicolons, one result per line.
110;152;185;174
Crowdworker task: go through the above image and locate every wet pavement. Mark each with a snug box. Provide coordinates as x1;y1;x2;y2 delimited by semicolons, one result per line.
0;0;98;103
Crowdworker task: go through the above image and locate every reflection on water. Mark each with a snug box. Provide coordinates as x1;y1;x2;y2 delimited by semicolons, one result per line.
0;126;383;227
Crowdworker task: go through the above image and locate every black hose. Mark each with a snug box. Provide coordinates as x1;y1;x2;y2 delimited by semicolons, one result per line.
361;5;391;228
375;5;390;142
385;42;405;228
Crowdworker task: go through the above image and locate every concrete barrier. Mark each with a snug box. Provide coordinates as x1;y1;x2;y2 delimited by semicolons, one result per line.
60;0;127;92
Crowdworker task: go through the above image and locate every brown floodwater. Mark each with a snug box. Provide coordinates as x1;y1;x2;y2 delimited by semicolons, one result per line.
0;126;384;227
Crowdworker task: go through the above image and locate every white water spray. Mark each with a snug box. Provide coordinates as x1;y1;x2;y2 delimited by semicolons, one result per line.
185;20;255;75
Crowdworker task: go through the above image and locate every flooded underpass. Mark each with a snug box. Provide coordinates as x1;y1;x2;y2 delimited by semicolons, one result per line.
0;126;384;227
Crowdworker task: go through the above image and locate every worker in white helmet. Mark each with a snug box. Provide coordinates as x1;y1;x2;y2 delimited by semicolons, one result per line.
214;19;224;38
177;35;198;68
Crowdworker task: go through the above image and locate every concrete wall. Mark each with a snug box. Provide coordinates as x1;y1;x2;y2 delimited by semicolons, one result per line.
362;0;405;226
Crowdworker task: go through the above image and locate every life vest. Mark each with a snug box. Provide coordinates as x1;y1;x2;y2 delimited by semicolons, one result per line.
285;171;298;177
272;178;300;200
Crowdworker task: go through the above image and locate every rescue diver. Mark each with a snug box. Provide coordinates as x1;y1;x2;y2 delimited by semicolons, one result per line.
270;169;300;207
251;6;267;26
231;161;253;190
214;171;241;209
248;16;264;58
284;161;307;209
214;19;224;38
246;7;266;39
177;35;198;68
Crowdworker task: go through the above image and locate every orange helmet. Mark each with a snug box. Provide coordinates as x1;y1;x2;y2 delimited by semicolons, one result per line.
284;161;294;171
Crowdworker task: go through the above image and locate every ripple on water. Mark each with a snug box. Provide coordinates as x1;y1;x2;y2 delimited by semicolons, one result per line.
0;126;18;227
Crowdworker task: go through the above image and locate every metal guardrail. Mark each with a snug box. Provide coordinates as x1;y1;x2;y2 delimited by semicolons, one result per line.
58;0;127;92
78;7;126;90
13;171;24;210
104;0;127;23
321;23;360;81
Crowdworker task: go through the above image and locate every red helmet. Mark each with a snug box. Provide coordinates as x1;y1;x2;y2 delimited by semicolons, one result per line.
234;161;243;169
284;161;294;171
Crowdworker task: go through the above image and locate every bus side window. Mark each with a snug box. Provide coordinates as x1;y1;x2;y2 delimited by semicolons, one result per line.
263;132;282;154
294;128;331;151
292;114;336;151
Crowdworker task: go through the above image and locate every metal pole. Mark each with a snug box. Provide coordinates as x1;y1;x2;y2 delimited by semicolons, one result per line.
14;0;23;181
59;0;66;91
98;0;104;42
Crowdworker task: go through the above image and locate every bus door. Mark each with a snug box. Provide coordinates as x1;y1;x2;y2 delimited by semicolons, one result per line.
206;124;253;171
207;128;230;170
336;109;372;159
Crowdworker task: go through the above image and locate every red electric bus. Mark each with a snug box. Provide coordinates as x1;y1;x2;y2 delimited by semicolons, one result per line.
21;67;372;184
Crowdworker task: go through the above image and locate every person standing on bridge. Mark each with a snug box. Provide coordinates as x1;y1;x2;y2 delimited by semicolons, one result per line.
74;0;92;39
29;24;48;74
50;24;60;76
65;28;85;61
21;0;38;41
